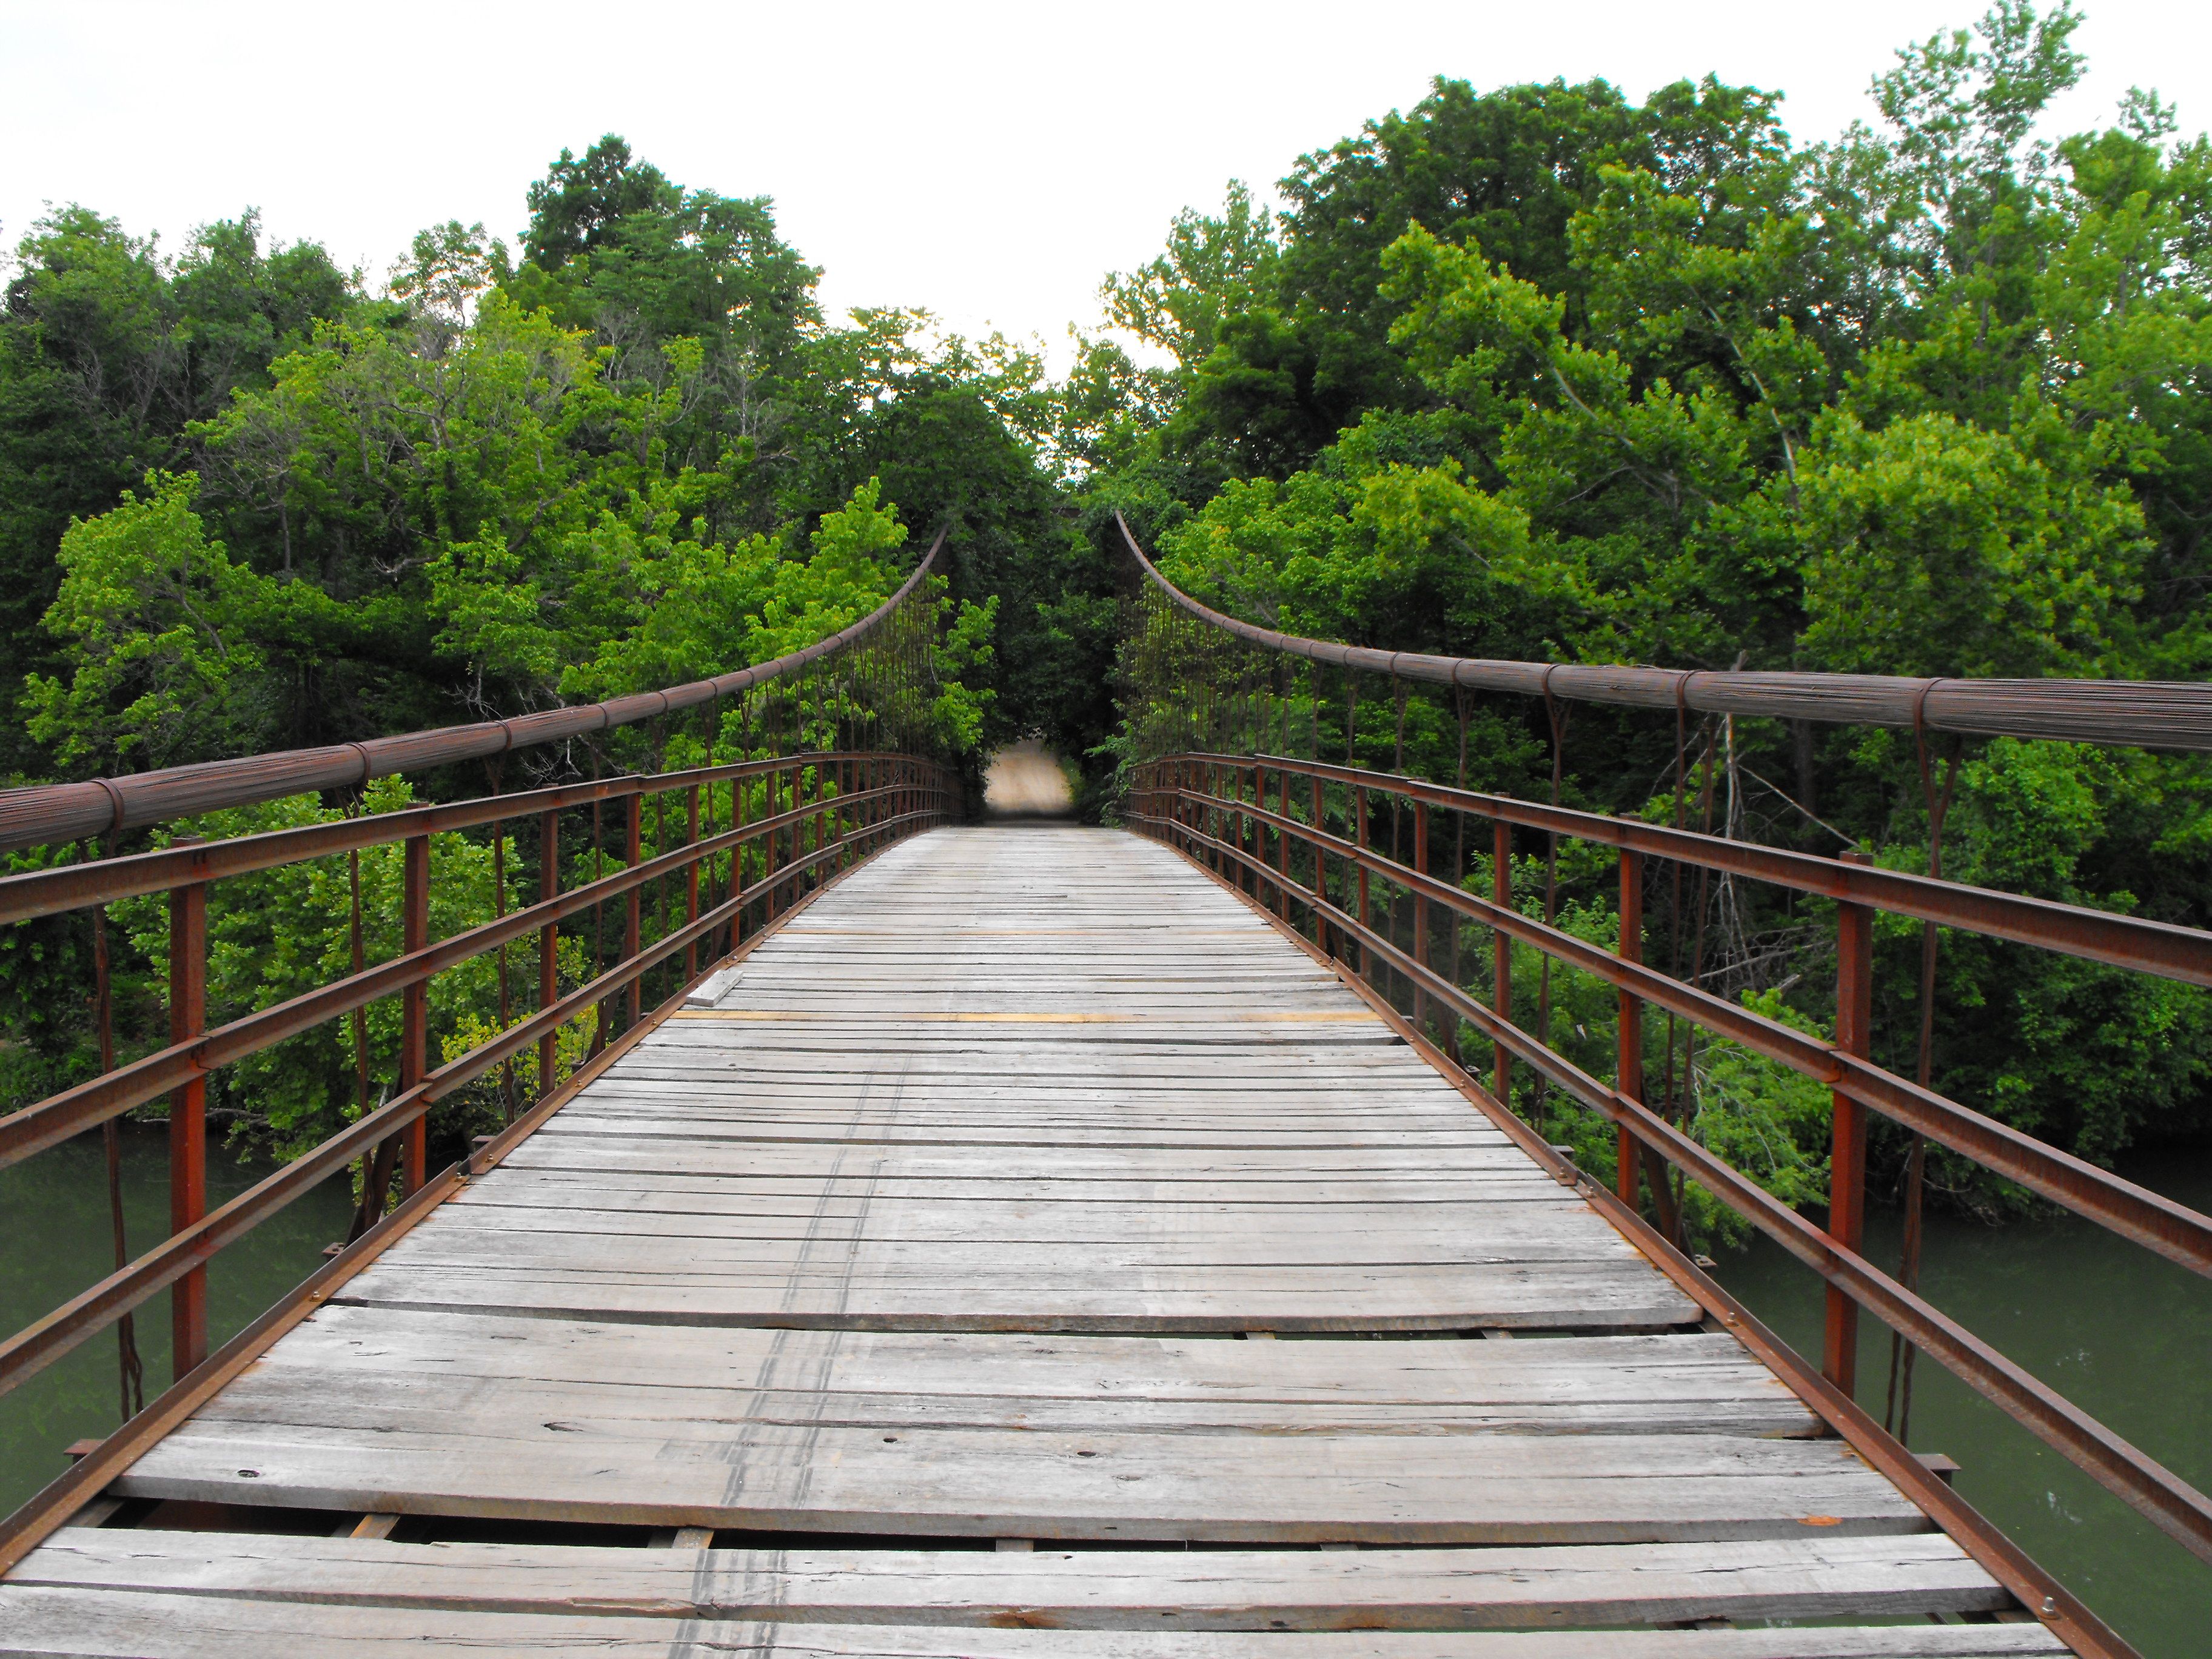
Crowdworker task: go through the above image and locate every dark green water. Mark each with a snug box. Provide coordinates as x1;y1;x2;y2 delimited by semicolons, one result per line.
1714;1148;2212;1659
0;1124;354;1518
1;1131;2205;1656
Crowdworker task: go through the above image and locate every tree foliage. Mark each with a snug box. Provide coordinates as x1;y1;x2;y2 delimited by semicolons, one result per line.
1074;0;2212;1223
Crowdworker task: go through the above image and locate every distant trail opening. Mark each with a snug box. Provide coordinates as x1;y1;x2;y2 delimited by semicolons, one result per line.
983;739;1076;819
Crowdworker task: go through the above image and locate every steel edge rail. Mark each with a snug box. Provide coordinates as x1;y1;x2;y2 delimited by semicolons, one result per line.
0;751;913;927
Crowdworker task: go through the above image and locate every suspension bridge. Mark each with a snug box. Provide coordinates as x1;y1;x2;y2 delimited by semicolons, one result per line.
0;525;2206;1657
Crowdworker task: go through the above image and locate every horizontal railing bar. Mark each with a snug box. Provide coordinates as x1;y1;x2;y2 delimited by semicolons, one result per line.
0;777;910;1170
0;530;945;854
1122;514;2212;753
1184;752;2212;988
0;782;940;1578
1302;941;2138;1659
0;799;947;1399
0;751;907;926
1140;805;2212;1564
1145;768;2212;1277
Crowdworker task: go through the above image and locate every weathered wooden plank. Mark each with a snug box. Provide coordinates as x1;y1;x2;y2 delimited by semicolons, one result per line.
428;1205;1623;1246
13;1530;2010;1627
118;1418;1919;1542
366;1218;1649;1267
333;1262;1698;1331
0;1587;2070;1657
449;1174;1570;1212
175;1310;1818;1437
491;1142;1581;1180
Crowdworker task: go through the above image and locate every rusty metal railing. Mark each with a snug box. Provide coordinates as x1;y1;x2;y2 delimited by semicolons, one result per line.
0;540;963;1570
1117;516;2212;1659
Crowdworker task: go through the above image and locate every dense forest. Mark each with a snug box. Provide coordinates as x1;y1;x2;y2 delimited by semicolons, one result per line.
4;1;2208;1228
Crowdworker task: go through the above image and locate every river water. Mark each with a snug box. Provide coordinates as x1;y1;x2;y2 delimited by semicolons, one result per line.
1;1130;2205;1655
1714;1147;2212;1659
0;1125;354;1520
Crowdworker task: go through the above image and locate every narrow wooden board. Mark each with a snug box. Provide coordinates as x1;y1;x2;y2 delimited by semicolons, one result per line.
12;1529;2011;1627
141;1308;1823;1437
118;1415;1919;1542
0;1587;2071;1657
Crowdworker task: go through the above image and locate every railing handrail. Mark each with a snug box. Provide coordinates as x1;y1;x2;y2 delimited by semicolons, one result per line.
0;528;946;854
1147;754;2212;1275
0;752;906;928
0;766;917;1171
1128;752;2212;1574
1180;751;2212;988
0;763;956;1403
0;745;959;1580
1118;512;2212;753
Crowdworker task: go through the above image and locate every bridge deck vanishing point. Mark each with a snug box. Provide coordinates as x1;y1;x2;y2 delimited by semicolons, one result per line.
5;826;2065;1657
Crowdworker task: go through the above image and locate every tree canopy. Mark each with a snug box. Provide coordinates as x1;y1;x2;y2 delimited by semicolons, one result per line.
1070;0;2212;1217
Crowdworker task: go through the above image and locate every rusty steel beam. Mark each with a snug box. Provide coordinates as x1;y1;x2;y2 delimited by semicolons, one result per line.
0;780;912;1171
0;752;913;928
165;863;208;1380
1194;752;2212;988
1146;766;2212;1277
1827;855;1875;1395
1122;514;2212;753
0;534;946;855
1141;802;2212;1569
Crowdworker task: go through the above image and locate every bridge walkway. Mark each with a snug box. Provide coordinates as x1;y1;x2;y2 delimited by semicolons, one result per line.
3;826;2060;1655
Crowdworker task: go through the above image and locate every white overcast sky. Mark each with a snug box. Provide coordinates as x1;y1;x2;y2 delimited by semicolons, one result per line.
4;1;2206;370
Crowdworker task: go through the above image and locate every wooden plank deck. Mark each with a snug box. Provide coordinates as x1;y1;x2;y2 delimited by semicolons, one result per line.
2;826;2064;1655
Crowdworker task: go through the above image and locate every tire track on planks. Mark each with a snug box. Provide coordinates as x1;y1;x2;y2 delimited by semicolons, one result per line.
708;900;923;1524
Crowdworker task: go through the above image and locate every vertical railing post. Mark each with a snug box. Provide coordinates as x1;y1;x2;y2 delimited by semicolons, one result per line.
538;811;559;1099
734;771;749;945
1246;763;1260;899
400;833;430;1196
166;841;208;1381
814;752;829;880
1492;819;1513;1105
1236;763;1250;896
623;791;644;1027
1617;850;1644;1208
797;755;814;890
766;763;782;923
1355;786;1370;980
685;785;702;981
1412;801;1430;1036
838;756;852;869
1310;773;1328;957
1826;849;1875;1395
1276;765;1291;918
1205;763;1219;876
